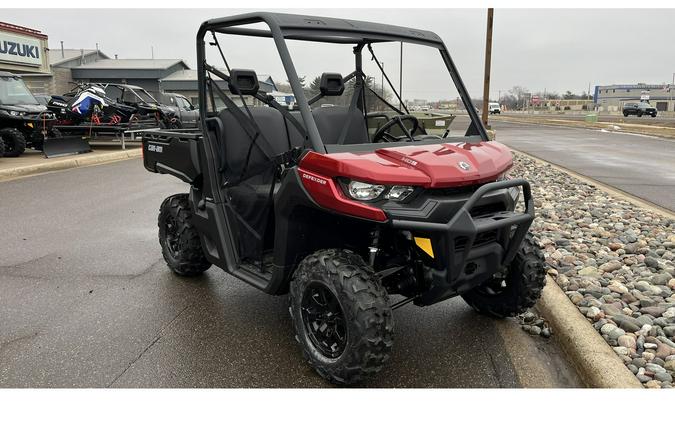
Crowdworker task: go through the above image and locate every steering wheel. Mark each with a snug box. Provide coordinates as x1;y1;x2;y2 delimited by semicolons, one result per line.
372;114;420;143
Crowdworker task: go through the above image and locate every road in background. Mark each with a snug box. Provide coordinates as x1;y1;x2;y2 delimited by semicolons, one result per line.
0;159;578;388
499;112;675;128
491;120;675;211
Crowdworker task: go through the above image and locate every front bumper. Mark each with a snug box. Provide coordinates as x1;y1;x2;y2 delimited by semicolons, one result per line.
390;179;534;305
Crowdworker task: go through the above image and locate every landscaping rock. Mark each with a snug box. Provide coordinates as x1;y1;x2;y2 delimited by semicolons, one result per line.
511;154;675;388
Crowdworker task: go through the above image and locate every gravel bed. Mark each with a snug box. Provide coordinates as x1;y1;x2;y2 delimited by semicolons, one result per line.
511;153;675;389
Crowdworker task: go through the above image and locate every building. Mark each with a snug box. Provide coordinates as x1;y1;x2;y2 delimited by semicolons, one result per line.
594;84;674;112
49;48;110;94
159;69;278;106
71;59;190;98
0;21;51;92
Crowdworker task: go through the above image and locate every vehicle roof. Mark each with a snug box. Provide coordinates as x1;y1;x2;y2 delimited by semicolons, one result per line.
203;12;444;47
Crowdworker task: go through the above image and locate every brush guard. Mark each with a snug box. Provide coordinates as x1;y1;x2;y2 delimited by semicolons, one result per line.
390;179;534;305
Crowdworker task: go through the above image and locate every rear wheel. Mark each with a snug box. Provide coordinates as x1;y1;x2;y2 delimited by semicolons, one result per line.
0;128;26;157
289;249;393;385
158;194;211;276
461;233;545;318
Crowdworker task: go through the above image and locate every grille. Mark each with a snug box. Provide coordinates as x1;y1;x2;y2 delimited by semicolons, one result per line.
455;230;499;250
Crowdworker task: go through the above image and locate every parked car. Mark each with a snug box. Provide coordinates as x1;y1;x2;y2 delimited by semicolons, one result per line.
159;93;200;128
489;102;501;114
623;102;657;117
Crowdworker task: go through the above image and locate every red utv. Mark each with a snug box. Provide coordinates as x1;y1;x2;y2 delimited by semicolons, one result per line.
142;12;545;384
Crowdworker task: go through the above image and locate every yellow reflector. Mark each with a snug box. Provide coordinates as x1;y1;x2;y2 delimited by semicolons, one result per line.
27;123;34;128
414;237;434;258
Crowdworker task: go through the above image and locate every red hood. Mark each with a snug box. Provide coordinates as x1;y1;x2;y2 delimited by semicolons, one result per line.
299;141;513;188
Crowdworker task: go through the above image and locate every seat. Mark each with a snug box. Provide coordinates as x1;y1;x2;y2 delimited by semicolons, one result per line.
312;106;370;145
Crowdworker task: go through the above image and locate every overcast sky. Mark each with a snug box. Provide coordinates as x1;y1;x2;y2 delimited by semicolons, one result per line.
3;8;675;99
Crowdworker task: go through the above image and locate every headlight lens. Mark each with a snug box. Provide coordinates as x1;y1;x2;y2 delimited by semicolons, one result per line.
347;181;386;201
385;185;415;201
9;110;24;116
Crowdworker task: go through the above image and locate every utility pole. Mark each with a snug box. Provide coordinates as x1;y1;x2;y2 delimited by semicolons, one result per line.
670;72;674;113
151;46;154;59
399;42;403;109
481;8;494;127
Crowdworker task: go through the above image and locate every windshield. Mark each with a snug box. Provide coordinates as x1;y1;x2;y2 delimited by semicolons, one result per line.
0;76;39;106
203;21;485;153
135;88;158;104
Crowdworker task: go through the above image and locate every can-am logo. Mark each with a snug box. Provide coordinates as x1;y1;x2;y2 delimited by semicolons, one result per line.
458;161;471;171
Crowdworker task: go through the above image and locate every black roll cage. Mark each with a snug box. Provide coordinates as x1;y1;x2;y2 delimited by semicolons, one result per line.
196;12;489;155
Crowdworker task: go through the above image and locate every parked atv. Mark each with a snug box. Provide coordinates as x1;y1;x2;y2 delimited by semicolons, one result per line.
0;71;58;156
142;12;546;385
104;84;179;128
47;82;136;126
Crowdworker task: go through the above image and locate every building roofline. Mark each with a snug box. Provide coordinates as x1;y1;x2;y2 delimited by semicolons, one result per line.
0;21;48;40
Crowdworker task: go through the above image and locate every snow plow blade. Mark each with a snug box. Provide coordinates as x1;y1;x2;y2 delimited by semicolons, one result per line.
43;136;92;158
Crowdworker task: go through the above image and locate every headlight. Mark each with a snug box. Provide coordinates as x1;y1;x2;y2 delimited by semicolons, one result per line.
9;110;24;116
385;185;415;201
347;181;386;201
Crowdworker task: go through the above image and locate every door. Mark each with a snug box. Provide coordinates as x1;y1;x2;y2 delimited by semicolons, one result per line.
178;96;198;126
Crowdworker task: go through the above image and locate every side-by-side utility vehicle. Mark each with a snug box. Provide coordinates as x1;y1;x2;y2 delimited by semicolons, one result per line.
142;13;545;384
0;72;59;157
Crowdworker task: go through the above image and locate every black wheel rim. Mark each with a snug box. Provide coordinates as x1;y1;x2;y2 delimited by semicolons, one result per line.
301;283;347;359
164;215;180;256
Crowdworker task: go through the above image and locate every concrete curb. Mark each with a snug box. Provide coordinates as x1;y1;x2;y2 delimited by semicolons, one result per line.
0;149;142;182
536;278;643;388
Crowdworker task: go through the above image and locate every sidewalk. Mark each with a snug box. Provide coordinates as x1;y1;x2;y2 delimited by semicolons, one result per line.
0;144;142;182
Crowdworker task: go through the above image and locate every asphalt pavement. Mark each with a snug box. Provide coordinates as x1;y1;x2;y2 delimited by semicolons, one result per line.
491;120;675;211
0;159;578;388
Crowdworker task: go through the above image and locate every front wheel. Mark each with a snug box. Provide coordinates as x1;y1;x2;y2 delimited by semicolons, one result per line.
461;233;545;318
289;249;393;385
158;194;211;276
0;128;27;157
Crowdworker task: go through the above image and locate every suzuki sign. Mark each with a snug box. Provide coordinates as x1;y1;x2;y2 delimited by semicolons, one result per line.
0;31;42;67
